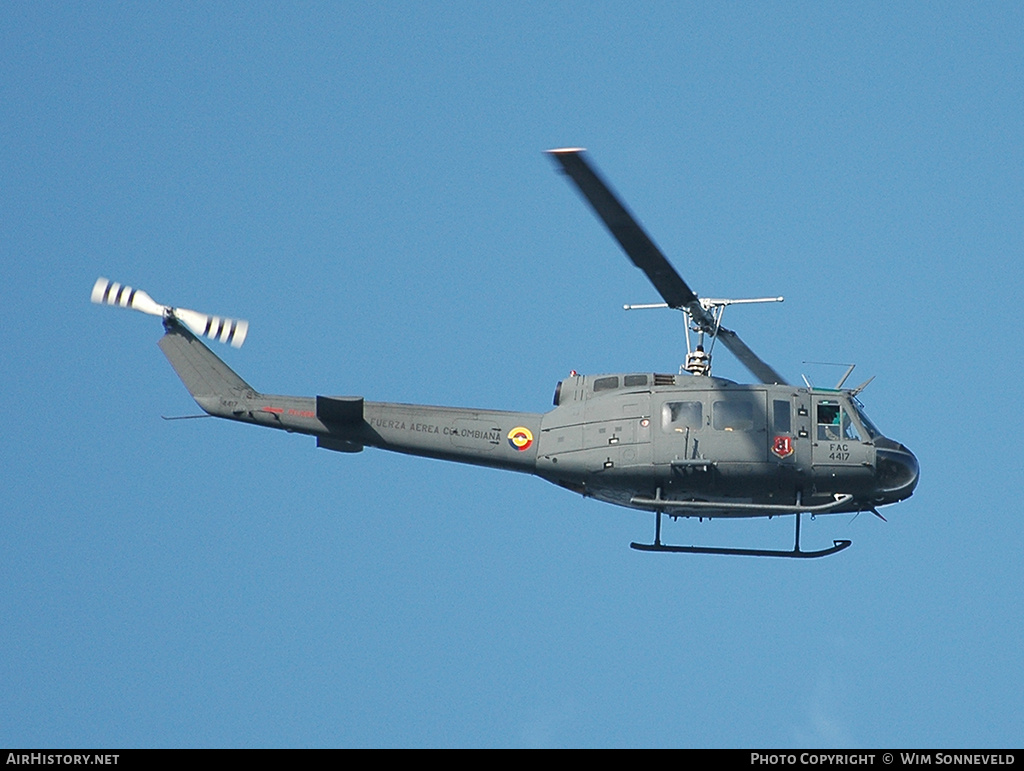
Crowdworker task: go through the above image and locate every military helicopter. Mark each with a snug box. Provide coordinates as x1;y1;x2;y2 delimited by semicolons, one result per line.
92;149;918;558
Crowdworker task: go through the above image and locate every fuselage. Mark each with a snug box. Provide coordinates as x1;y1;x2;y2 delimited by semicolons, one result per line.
174;318;917;519
533;371;918;516
156;322;920;520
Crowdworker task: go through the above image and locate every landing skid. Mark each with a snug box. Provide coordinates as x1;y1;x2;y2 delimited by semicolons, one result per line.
630;539;852;559
631;490;853;559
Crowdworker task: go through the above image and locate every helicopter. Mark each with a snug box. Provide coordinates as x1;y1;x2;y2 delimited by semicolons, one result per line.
92;148;918;558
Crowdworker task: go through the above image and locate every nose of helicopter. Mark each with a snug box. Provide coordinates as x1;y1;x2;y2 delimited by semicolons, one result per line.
875;443;919;501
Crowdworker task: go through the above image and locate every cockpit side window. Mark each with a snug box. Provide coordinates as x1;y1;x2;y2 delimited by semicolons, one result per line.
816;399;860;441
593;376;618;392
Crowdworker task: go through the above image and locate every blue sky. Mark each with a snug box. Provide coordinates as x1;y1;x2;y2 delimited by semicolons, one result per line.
3;3;1023;748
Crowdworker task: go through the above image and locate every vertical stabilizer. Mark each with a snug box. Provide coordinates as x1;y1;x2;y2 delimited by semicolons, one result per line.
158;321;255;400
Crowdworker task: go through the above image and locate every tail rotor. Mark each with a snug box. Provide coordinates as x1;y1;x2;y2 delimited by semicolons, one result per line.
91;277;249;348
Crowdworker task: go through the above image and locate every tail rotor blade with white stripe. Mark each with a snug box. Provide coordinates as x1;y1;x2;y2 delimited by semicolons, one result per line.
172;307;248;348
91;277;165;317
91;277;249;348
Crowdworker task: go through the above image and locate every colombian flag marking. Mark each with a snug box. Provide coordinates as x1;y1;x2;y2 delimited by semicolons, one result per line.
508;426;534;451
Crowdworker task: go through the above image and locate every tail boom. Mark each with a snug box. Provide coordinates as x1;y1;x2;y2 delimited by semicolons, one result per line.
158;321;542;474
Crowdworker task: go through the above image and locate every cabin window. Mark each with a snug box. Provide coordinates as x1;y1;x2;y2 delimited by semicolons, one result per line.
773;400;791;434
593;376;619;392
623;374;648;387
662;401;703;432
713;400;755;431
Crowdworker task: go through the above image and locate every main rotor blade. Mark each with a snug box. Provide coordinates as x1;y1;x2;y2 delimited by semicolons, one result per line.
546;148;697;309
547;149;788;385
715;326;788;385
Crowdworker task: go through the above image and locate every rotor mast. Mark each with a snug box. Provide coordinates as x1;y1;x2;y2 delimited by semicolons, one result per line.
624;296;784;376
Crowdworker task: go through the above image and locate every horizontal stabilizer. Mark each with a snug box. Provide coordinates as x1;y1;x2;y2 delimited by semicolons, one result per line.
317;396;364;424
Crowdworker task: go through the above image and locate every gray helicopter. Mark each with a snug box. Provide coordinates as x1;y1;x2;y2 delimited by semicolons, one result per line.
92;149;918;558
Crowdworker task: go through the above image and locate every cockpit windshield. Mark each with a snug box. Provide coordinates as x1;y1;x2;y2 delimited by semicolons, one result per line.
849;398;881;439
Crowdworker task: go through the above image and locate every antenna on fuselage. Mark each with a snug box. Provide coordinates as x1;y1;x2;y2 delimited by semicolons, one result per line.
802;361;868;390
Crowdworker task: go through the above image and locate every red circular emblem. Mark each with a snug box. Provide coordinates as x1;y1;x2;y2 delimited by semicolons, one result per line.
771;435;794;458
